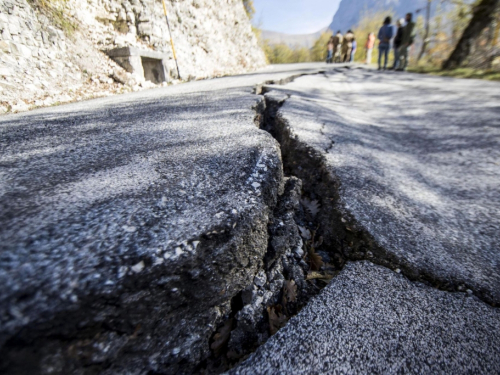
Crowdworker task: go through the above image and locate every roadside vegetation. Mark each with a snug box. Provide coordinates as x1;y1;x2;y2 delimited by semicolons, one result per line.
28;0;77;36
244;0;499;80
243;0;323;63
408;66;500;80
351;0;498;73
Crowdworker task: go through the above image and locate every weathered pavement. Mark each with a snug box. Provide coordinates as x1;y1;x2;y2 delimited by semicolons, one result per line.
1;65;500;374
233;67;500;373
232;262;500;375
264;68;500;302
0;63;327;374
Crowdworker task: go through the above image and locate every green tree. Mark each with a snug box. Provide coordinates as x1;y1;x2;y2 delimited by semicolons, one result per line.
311;32;333;62
448;0;474;46
413;0;477;68
242;0;255;20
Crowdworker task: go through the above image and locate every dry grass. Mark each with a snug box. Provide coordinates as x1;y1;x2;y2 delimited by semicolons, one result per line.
408;66;500;81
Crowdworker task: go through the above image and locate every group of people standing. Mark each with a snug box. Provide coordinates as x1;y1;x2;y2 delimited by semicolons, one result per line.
326;30;356;64
325;12;416;72
376;12;416;71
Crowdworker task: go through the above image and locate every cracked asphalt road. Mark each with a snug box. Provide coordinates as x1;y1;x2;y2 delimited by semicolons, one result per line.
232;261;500;375
0;63;328;373
1;64;499;374
233;67;500;374
266;67;500;303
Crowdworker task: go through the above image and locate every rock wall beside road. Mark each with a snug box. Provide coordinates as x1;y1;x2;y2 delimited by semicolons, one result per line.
0;0;266;113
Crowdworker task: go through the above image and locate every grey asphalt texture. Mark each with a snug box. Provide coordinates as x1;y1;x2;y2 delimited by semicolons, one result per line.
266;67;500;303
231;261;500;375
0;63;329;373
232;67;500;374
2;64;500;374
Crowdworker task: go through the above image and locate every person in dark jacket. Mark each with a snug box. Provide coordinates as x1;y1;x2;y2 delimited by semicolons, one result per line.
350;37;357;62
342;30;355;63
390;19;405;70
397;12;416;71
332;31;343;63
377;16;394;70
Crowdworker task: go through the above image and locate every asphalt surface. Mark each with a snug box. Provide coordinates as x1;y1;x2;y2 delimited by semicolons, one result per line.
266;67;500;303
233;67;500;374
0;63;329;373
232;261;500;375
1;64;499;374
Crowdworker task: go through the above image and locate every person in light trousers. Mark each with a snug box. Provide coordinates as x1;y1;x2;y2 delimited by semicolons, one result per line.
365;32;375;64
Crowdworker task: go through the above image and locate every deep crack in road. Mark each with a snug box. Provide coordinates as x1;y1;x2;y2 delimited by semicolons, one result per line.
1;65;499;374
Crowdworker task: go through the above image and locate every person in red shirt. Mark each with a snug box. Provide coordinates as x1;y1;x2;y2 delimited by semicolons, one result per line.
365;32;376;64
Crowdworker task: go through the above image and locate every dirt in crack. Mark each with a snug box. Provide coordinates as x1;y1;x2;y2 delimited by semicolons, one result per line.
201;71;492;374
200;179;344;374
198;87;346;375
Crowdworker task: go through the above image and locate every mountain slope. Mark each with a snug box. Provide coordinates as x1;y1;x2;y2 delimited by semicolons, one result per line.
329;0;427;32
261;28;328;48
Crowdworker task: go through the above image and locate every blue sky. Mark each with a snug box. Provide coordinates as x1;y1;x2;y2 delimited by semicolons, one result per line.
253;0;342;34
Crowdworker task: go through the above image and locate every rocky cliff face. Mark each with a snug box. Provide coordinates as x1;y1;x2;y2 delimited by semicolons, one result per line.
0;0;266;113
329;0;427;32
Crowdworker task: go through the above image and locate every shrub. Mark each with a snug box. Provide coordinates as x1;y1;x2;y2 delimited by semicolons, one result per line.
28;0;77;36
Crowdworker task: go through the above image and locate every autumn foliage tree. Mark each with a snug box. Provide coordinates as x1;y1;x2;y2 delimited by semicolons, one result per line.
443;0;500;69
264;43;312;64
242;0;255;19
310;32;332;61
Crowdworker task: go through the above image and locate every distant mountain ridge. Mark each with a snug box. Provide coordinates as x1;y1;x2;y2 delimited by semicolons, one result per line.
261;0;429;48
329;0;428;33
261;28;328;48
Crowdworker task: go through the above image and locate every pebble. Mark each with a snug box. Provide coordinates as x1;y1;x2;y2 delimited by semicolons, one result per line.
172;347;181;355
131;261;145;273
254;271;267;288
294;246;304;257
175;247;184;257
